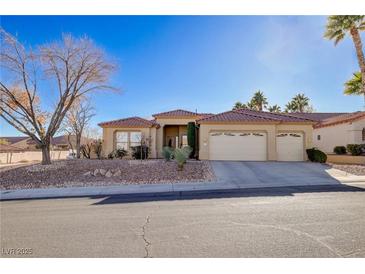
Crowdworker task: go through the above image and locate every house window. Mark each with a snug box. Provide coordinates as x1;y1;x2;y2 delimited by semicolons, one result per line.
317;135;321;141
182;135;188;147
362;128;365;141
116;132;128;150
130;132;142;147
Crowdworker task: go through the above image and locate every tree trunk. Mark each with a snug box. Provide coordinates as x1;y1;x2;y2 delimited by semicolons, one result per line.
76;134;81;159
350;27;365;106
41;143;51;165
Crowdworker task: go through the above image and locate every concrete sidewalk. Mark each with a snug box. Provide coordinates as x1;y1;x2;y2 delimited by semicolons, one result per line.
1;175;365;201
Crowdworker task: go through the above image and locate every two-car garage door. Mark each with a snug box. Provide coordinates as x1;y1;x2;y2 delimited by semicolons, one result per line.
209;132;267;161
208;131;304;161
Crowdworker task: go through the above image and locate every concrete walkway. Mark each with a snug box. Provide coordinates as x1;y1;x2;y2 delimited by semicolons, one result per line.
1;161;364;200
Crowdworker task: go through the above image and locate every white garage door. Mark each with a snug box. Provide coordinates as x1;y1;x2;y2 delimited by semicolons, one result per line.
276;132;304;161
209;132;267;161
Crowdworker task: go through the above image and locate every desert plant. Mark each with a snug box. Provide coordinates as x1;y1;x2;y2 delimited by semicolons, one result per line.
108;148;128;159
173;146;193;171
92;140;103;159
162;146;174;161
306;148;327;163
80;143;92;159
131;145;149;160
333;146;347;155
346;144;363;156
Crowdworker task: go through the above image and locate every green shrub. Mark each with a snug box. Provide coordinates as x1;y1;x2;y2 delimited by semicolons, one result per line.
162;146;174;161
306;148;327;163
108;148;128;159
333;146;347;155
346;144;363;156
187;122;196;158
173;146;193;170
131;145;149;160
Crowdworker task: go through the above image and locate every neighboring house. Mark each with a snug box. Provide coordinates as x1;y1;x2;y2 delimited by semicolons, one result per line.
309;112;365;153
0;136;38;150
0;135;88;151
99;109;315;161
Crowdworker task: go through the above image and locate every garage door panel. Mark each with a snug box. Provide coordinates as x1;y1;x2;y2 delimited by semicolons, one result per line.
276;133;304;161
209;132;267;161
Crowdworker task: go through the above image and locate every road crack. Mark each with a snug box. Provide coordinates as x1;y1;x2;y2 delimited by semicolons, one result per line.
142;215;152;258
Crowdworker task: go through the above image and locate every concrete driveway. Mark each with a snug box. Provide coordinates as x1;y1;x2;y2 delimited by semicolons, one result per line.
210;161;342;189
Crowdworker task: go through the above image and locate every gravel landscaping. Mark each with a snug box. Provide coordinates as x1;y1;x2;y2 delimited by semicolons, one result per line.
0;159;215;190
328;163;365;176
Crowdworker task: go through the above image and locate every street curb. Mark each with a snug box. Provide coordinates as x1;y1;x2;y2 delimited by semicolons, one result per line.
1;183;364;202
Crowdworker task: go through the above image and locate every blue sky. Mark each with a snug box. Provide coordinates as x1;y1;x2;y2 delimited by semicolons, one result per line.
0;16;364;136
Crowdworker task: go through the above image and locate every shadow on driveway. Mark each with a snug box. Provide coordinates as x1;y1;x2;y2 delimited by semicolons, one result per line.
89;184;365;205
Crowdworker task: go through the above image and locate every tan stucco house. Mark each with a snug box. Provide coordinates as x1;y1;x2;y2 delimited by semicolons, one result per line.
98;109;316;161
308;112;365;153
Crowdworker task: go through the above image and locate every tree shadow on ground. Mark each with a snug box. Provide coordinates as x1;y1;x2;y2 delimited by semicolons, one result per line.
90;184;365;205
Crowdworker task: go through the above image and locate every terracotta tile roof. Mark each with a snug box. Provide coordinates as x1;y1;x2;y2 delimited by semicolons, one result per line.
0;143;24;152
314;111;365;128
288;112;348;121
0;136;29;144
152;109;204;118
98;117;158;128
197;109;314;124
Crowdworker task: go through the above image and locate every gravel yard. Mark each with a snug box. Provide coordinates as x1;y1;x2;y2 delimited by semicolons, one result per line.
328;163;365;176
0;159;214;190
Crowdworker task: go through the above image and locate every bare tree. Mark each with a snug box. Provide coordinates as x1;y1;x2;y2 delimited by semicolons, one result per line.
62;97;95;158
0;28;116;164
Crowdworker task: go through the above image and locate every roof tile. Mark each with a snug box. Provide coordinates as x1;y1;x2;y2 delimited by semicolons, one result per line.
98;117;158;128
314;111;365;128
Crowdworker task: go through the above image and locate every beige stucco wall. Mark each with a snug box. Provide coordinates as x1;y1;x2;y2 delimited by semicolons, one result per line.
327;154;365;165
313;119;365;153
0;150;69;164
155;117;196;158
198;123;313;161
102;127;157;158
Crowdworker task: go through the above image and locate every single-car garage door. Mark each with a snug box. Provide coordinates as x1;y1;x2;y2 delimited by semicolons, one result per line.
276;132;304;161
209;132;267;161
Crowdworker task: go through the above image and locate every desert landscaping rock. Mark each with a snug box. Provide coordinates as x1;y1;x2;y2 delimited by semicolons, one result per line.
0;159;214;190
105;170;112;177
328;163;365;176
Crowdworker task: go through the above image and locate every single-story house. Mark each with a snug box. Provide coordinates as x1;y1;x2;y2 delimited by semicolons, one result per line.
98;109;316;161
0;135;89;151
296;111;365;153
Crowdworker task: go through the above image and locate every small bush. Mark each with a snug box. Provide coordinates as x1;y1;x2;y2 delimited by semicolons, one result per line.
346;144;363;156
131;145;149;160
333;146;347;155
306;148;327;163
108;148;128;159
162;146;174;161
173;146;193;170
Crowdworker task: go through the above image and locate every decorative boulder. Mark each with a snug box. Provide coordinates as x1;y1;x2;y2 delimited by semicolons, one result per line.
105;170;113;178
113;169;122;177
99;169;107;176
93;169;100;176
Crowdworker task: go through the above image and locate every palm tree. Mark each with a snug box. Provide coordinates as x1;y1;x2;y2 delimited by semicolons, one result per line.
324;15;365;104
285;93;310;113
344;71;363;96
292;93;309;112
268;104;281;113
232;101;246;110
251;90;268;111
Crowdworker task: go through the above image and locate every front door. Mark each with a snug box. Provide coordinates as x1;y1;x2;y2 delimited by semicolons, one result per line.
166;135;179;148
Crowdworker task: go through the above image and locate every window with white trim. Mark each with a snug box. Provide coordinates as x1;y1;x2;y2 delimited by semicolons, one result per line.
130;132;142;147
116;132;128;150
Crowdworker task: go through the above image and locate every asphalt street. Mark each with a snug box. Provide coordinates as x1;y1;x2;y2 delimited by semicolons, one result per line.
1;185;365;257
